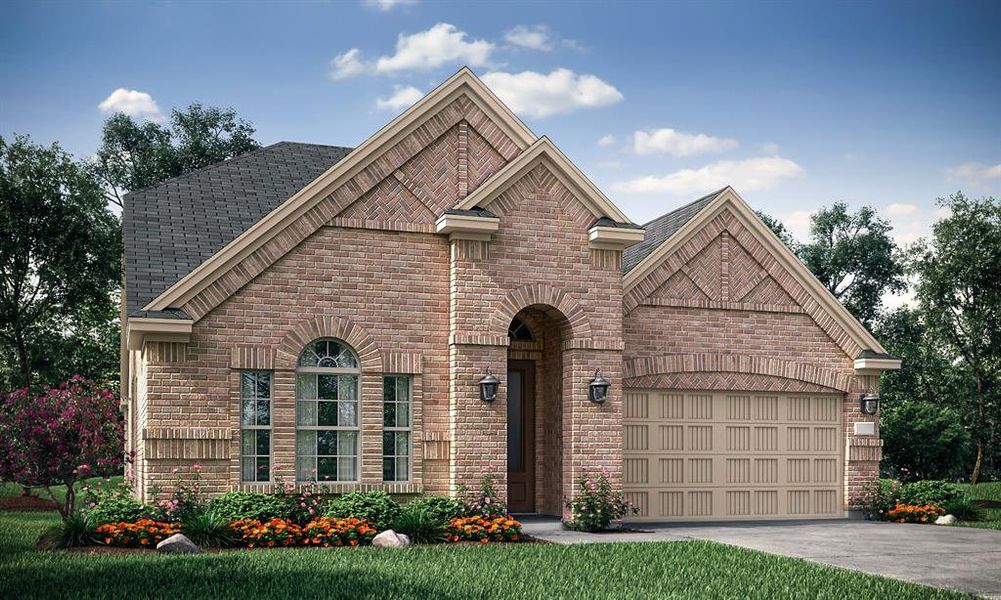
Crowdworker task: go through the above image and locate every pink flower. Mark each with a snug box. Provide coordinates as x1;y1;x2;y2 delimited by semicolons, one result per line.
193;464;202;473
171;467;179;474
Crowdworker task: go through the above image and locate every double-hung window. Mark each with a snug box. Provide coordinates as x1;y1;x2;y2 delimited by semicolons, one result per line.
295;339;360;482
240;371;272;482
383;375;411;482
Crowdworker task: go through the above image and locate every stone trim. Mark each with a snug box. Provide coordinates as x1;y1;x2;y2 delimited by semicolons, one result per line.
230;345;274;370
274;315;383;372
327;218;436;234
235;482;424;495
847;437;883;462
143;342;188;365
143;427;232;460
623;353;853;392
449;333;510;347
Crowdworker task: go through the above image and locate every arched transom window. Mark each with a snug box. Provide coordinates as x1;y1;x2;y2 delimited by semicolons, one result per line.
295;338;360;482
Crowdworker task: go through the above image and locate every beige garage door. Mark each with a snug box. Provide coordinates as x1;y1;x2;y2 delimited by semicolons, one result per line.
622;389;843;521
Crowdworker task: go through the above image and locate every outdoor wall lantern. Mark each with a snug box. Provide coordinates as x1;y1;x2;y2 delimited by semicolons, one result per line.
479;369;500;403
859;392;880;415
589;370;611;404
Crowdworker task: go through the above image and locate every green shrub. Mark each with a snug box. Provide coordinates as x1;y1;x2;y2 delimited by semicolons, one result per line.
943;497;982;522
324;491;401;531
849;479;900;520
209;492;290;524
898;480;966;507
404;495;468;522
392;504;446;545
87;493;153;525
183;510;238;548
37;511;96;549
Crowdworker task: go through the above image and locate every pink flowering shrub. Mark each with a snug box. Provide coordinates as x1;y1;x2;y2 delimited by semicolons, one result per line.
461;467;507;518
564;469;638;532
0;376;124;519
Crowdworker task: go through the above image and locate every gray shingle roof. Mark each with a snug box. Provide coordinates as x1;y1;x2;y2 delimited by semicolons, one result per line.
123;142;352;316
622;188;726;273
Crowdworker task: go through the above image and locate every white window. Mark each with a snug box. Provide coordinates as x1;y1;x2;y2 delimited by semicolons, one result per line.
240;371;272;482
295;339;360;482
383;375;411;482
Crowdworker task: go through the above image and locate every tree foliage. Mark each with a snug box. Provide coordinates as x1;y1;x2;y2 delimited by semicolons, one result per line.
0;135;121;391
913;193;1001;483
798;203;906;328
0;376;124;518
92;103;260;207
756;210;798;250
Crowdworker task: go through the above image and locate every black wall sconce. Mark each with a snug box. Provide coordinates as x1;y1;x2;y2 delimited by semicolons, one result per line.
589;370;610;404
479;369;499;402
859;392;880;415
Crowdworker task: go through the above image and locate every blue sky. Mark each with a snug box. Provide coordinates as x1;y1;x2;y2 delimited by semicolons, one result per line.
2;0;999;256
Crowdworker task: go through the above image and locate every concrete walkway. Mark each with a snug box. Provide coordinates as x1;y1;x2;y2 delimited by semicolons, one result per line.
520;517;1001;598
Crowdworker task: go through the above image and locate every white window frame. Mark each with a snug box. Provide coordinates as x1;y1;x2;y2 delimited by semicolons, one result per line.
295;339;361;483
240;370;273;483
382;375;412;483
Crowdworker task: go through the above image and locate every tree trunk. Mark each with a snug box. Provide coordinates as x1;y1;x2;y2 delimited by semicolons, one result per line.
971;374;985;485
13;328;31;390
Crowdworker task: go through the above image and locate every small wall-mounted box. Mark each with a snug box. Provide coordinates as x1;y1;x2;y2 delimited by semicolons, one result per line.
854;422;876;436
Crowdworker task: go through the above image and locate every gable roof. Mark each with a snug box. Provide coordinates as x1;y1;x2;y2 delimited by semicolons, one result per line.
622;188;725;273
123;142;352;316
623;186;891;356
140;67;537;315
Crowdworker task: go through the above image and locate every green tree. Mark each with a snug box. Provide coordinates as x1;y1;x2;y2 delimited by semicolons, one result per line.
756;210;798;250
875;307;973;480
92;103;260;207
798;203;906;328
0;136;121;391
913;193;1001;483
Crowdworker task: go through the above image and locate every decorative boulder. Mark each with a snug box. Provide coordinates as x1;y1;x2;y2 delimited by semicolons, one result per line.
935;514;957;525
372;530;412;548
156;533;201;554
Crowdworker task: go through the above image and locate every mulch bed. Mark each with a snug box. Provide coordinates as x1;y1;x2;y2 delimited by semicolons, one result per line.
0;495;59;512
974;499;1001;509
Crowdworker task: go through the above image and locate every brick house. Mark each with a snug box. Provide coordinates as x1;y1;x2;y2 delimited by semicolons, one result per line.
121;69;899;521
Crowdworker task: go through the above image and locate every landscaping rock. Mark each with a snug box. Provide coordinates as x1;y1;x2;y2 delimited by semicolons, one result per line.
156;533;201;554
372;530;411;548
935;514;957;525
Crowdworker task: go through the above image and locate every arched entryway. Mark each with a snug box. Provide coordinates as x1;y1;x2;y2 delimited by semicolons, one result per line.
506;304;571;516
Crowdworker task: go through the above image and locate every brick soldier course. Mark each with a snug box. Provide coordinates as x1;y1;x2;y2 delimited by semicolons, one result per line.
122;69;899;520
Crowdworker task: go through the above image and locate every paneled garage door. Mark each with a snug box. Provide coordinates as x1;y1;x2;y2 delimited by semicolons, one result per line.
622;389;843;521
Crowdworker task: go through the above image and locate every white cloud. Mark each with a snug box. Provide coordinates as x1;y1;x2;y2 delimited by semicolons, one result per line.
758;142;780;154
883;202;918;217
632;128;739;157
329;48;369;81
363;0;417;11
597;134;616;147
783;209;816;241
97;88;162;119
376;85;424;111
375;23;493;73
944;162;1001;188
505;25;552;51
480;68;623;119
611;156;803;196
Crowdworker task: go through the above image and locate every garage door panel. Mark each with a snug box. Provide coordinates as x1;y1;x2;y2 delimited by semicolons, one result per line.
623;389;843;521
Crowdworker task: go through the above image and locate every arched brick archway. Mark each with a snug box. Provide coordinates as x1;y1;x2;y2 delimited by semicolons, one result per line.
274;315;382;372
490;283;593;343
623;353;853;392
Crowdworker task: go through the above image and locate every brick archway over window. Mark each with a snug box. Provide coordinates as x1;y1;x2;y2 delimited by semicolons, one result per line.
623;353;853;392
274;316;382;372
490;283;593;343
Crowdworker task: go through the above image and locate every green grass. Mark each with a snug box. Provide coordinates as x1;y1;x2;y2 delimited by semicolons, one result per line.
955;482;1001;530
1;477;124;510
0;511;966;599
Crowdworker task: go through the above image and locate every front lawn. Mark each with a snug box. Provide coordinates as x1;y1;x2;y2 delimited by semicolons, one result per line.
0;511;964;599
956;482;1001;530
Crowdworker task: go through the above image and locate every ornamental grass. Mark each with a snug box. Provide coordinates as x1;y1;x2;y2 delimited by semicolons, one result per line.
444;516;522;543
95;519;181;547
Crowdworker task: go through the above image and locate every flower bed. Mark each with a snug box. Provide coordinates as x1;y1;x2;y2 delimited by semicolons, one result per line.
886;503;945;523
229;517;376;548
445;516;521;543
95;519;181;547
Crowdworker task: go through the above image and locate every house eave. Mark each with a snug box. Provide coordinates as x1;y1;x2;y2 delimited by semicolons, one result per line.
588;225;646;250
853;357;903;373
126;317;194;351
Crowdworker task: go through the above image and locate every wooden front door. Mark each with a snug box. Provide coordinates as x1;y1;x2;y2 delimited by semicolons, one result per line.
507;360;536;513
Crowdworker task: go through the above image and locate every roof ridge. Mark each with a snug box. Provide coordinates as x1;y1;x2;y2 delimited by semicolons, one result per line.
275;140;354;151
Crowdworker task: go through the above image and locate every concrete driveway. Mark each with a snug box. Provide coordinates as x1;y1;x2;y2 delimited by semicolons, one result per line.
521;518;1001;597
